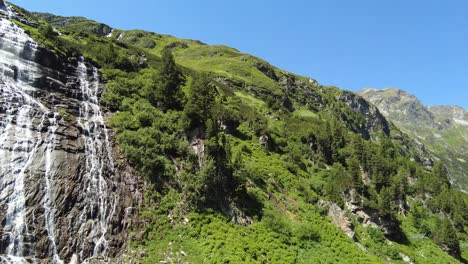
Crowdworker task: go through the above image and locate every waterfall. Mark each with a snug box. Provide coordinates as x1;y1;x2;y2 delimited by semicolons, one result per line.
76;59;116;262
0;14;43;263
0;13;59;263
43;111;63;264
3;101;43;258
0;1;14;18
1;9;120;263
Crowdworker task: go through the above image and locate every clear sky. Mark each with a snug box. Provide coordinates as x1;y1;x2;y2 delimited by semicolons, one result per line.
9;0;468;108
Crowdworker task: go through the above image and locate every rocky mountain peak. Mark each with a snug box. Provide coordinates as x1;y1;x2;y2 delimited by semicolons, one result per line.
358;87;468;191
428;105;468;126
358;87;435;126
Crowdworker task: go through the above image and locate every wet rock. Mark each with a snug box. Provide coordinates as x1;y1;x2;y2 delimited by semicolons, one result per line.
0;12;143;263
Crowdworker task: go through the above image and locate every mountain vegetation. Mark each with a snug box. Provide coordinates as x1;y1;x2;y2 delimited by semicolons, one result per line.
359;88;468;191
7;6;468;263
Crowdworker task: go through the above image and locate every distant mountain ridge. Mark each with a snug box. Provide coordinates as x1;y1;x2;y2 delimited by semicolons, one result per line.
428;105;468;126
359;88;468;191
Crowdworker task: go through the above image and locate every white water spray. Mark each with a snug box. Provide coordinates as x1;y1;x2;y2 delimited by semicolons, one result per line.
43;111;63;264
0;1;14;18
0;12;42;263
0;11;60;263
1;6;118;263
76;59;116;262
0;79;47;263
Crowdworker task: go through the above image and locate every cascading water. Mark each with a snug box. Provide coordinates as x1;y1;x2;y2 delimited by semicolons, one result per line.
0;9;44;263
42;111;63;264
76;59;116;262
0;100;43;264
0;1;13;18
0;3;135;263
2;101;45;261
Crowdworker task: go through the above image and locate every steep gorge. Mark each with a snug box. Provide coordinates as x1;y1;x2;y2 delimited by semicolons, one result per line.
0;4;141;263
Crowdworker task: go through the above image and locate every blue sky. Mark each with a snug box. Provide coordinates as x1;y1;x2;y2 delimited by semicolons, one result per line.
10;0;468;108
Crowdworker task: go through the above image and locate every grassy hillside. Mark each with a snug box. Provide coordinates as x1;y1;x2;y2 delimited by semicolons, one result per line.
19;9;468;263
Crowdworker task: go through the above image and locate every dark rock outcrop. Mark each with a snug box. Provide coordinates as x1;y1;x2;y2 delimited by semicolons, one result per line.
279;73;324;110
165;41;189;51
253;62;278;81
339;91;390;139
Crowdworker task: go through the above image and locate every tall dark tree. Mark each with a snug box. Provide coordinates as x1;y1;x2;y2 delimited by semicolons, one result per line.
351;134;367;167
433;217;461;258
347;156;364;194
156;48;185;111
185;73;216;129
378;186;394;217
330;119;345;163
432;161;450;192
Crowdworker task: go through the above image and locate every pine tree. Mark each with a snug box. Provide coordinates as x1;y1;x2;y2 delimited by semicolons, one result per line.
156;48;185;111
432;161;450;192
378;186;394;217
185;73;216;129
347;156;364;194
330;119;345;163
203;118;237;203
351;134;366;164
433;217;461;258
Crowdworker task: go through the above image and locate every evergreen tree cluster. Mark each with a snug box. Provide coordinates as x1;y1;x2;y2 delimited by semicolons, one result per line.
103;48;467;259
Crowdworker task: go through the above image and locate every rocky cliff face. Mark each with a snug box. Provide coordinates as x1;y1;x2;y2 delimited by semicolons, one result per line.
358;88;468;191
358;88;435;126
0;5;141;263
32;13;113;37
338;91;390;139
428;105;468;126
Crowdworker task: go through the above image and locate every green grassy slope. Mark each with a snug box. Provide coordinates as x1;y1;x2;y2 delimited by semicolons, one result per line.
20;9;468;263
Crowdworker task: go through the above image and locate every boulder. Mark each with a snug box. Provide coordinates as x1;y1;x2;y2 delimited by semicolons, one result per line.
319;201;355;239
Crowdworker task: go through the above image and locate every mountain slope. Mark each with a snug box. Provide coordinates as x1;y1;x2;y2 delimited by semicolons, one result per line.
1;5;466;263
358;88;468;191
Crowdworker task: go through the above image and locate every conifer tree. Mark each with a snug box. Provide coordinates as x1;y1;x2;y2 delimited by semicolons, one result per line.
156;48;185;111
185;73;216;128
378;186;393;217
433;217;460;258
347;156;364;194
